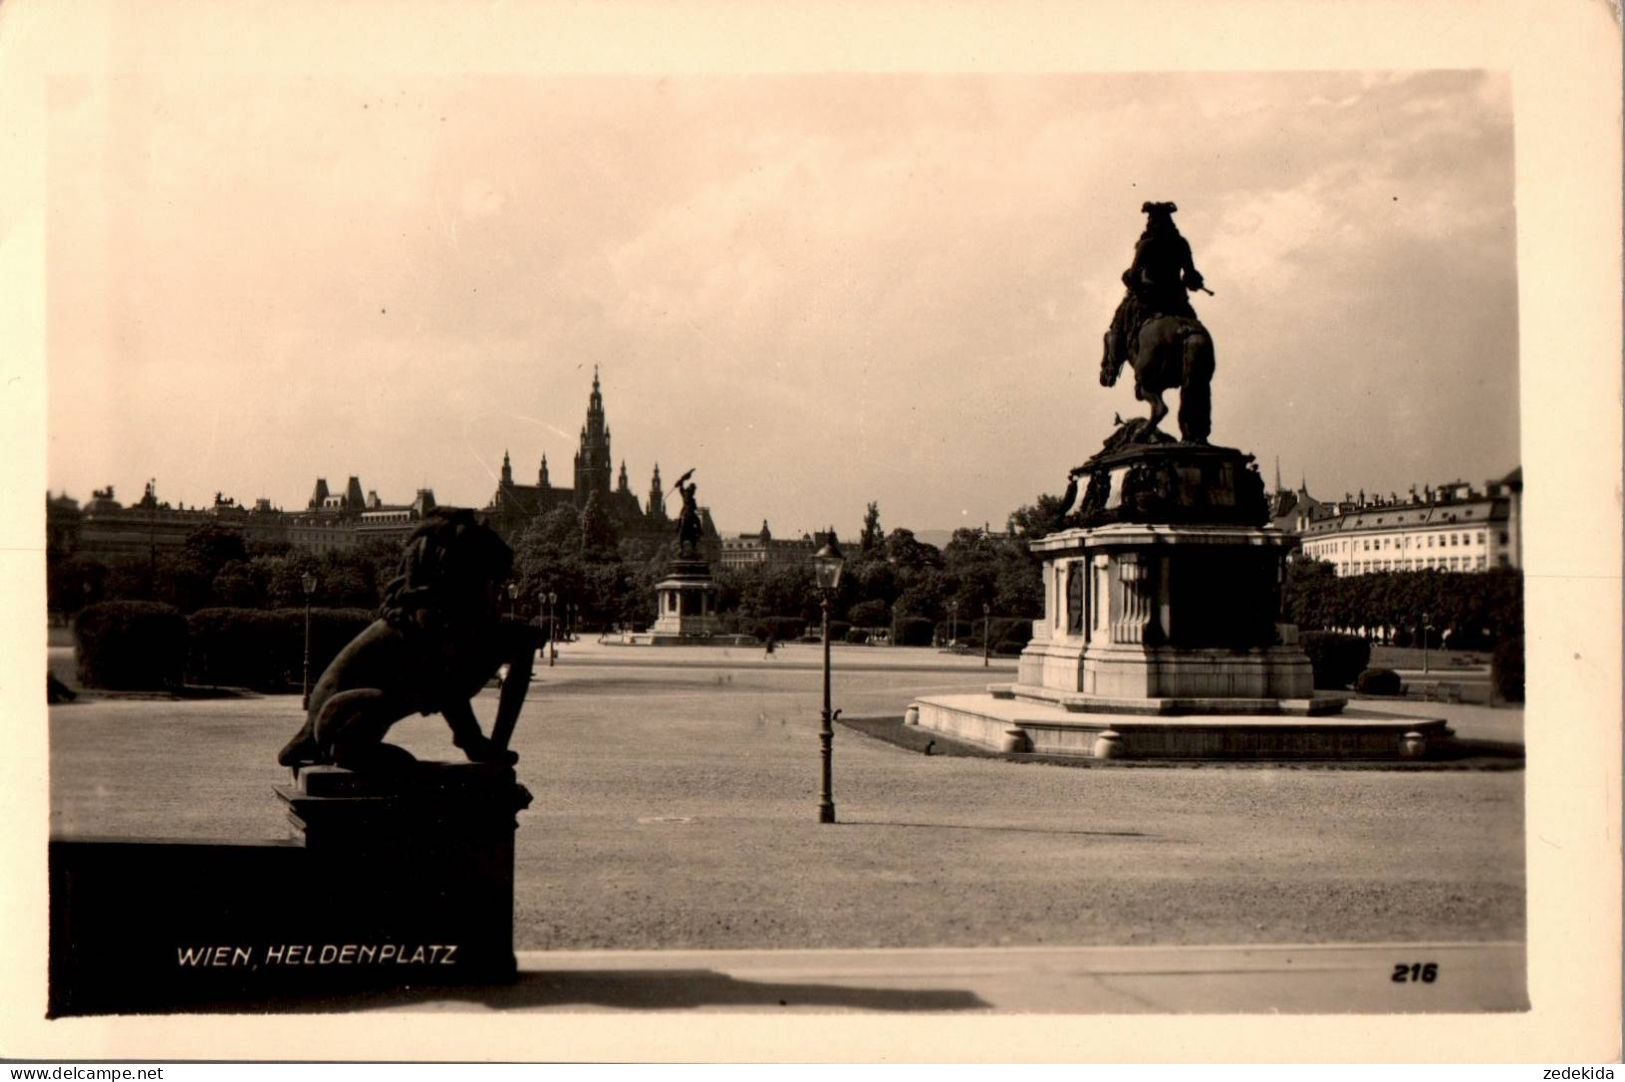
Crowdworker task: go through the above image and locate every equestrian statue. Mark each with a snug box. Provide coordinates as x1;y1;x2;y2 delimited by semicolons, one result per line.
1100;201;1215;444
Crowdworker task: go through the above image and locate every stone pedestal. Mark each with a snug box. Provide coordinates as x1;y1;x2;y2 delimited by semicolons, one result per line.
275;763;531;983
48;761;531;1015
650;556;722;640
911;439;1446;760
1014;522;1317;709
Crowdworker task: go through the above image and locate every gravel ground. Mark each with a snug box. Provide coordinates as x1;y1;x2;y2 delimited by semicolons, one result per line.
48;660;1524;951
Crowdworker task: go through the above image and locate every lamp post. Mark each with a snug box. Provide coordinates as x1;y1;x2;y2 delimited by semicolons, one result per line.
1422;611;1433;674
547;591;559;666
507;582;517;619
812;539;846;824
950;599;959;645
301;572;318;710
982;601;992;668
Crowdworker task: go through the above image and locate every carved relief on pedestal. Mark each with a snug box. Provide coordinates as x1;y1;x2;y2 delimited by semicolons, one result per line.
1110;553;1156;644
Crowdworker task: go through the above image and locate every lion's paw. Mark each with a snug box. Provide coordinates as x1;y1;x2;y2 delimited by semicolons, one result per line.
456;735;519;766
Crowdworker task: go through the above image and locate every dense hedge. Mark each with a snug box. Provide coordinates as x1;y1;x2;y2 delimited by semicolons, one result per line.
1355;668;1403;696
74;601;188;690
948;618;1033;653
186;607;376;692
1301;631;1371;690
1492;636;1525;703
895;616;935;647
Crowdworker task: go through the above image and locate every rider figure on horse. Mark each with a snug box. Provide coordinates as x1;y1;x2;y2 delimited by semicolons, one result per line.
1104;201;1208;374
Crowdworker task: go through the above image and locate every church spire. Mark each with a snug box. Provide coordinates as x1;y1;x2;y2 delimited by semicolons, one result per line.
501;450;513;486
575;367;612;506
647;463;666;518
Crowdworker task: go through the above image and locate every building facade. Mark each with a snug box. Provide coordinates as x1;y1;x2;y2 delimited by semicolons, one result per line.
718;521;822;570
58;478;438;563
1288;468;1522;576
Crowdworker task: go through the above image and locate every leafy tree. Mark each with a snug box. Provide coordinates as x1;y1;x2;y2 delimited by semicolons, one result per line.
211;559;264;608
848;598;892;628
260;550;321;609
942;527;1041;620
182;523;248;580
882;527;942;573
1007;492;1069;541
48;553;108;616
579;490;620;559
860;502;884;554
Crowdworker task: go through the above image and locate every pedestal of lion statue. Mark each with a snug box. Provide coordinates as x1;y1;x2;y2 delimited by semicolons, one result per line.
47;763;531;1015
275;762;532;983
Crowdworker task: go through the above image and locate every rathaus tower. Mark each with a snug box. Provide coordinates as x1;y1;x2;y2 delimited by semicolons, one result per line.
572;367;613;507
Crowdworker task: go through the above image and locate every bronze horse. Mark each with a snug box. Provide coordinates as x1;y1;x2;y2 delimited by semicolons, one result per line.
1100;314;1214;444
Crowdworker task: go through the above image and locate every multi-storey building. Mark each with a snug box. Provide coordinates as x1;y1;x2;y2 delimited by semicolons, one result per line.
59;479;437;562
719;521;824;570
1290;468;1522;575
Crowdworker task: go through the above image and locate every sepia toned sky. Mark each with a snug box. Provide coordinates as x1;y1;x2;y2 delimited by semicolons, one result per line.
47;68;1518;537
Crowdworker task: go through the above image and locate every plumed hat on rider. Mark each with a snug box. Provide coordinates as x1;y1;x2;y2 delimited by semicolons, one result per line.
1141;201;1179;216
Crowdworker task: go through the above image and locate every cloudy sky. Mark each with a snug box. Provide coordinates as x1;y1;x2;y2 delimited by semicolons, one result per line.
47;68;1518;537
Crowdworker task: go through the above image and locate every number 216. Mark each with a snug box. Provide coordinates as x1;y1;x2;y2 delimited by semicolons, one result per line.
1392;962;1438;983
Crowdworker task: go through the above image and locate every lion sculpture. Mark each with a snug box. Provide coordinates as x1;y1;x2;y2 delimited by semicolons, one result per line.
276;508;542;774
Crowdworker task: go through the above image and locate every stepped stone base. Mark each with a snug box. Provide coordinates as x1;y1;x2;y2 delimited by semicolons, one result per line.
912;693;1449;761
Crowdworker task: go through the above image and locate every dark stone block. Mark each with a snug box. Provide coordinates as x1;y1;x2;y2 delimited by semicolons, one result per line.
49;763;527;1016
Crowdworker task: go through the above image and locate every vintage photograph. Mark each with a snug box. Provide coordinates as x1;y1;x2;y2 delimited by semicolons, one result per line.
5;0;1620;1067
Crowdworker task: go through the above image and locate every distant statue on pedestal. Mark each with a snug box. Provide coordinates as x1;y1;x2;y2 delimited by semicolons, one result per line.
671;469;704;560
1100;201;1216;444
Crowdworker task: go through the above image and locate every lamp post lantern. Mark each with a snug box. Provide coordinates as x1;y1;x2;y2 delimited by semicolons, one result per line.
300;572;318;710
982;601;992;668
812;538;846;824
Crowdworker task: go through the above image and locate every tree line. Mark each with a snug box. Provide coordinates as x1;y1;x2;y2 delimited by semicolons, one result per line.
49;501;1526;650
48;499;1052;645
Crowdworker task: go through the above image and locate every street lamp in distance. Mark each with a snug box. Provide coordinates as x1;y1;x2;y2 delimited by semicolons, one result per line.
982;601;992;668
301;572;318;710
812;537;846;825
507;581;517;619
547;591;559;666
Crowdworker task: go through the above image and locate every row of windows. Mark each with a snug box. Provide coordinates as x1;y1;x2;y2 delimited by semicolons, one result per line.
1305;529;1506;559
1340;555;1504;574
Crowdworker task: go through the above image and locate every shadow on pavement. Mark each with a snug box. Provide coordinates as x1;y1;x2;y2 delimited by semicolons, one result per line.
199;969;990;1014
